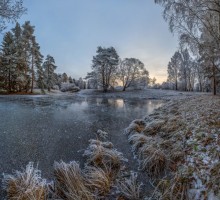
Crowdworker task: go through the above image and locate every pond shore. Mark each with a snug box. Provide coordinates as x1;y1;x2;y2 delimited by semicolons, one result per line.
77;88;206;100
1;89;218;199
125;93;220;199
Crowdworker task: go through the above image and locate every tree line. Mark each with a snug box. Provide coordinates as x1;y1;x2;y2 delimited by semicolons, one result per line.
155;0;220;95
0;21;58;93
86;46;150;92
0;21;87;94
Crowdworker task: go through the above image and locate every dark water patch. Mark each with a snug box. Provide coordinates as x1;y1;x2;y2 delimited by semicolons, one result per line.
0;95;163;180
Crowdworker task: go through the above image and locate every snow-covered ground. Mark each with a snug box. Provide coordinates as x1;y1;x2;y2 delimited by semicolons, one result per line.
125;94;220;199
77;88;208;100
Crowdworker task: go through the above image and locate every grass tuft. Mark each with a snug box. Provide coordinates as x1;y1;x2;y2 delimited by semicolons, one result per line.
85;166;112;197
54;161;94;200
2;162;47;200
84;139;127;177
117;172;142;200
139;145;166;178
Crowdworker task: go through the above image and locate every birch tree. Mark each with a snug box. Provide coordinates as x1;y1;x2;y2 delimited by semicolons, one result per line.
118;58;148;91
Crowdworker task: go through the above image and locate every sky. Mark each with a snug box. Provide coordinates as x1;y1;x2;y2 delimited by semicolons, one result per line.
2;0;179;83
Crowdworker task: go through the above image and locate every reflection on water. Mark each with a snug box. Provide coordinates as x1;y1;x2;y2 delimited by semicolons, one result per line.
0;95;163;179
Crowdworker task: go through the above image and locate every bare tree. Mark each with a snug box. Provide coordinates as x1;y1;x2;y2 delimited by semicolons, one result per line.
118;58;148;91
155;0;220;94
0;0;26;31
167;51;182;90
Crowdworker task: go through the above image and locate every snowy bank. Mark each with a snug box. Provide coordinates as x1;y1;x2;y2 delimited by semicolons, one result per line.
125;95;220;199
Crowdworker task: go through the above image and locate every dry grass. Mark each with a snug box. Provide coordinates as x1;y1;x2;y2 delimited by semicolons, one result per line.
3;136;132;200
125;119;146;135
85;166;112;197
128;133;152;152
89;139;113;149
209;163;220;195
156;172;190;200
143;120;165;136
53;161;94;200
84;139;127;178
2;162;47;200
139;145;166;178
117;173;142;200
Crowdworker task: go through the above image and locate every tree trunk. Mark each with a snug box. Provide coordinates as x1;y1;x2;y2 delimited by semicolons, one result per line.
103;86;107;92
212;64;217;95
175;79;178;90
31;55;34;93
8;67;11;93
213;70;216;96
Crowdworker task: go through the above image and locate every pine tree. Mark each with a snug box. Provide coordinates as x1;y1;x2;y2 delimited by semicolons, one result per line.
21;21;35;92
1;31;17;92
90;46;119;92
31;37;43;93
43;55;57;91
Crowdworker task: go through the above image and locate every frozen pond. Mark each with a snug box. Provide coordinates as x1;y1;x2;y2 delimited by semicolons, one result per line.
0;94;163;179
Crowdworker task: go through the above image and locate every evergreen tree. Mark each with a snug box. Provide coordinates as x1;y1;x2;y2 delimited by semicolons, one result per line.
31;37;43;93
90;46;119;92
43;55;57;91
1;31;17;92
21;21;34;92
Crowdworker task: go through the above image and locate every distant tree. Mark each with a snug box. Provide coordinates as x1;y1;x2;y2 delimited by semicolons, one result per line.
61;72;68;83
178;49;192;91
43;55;57;91
90;46;119;92
150;77;157;86
0;0;26;32
69;76;73;83
167;51;181;90
118;58;149;91
76;77;85;89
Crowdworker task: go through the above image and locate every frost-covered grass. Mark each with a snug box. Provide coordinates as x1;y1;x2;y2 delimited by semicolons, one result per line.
2;134;143;199
54;161;94;200
117;172;143;200
126;95;220;200
3;162;47;200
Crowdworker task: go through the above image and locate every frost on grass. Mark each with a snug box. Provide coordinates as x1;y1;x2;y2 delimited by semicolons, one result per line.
117;172;143;200
2;162;47;200
54;161;94;200
85;166;112;197
60;83;80;92
83;138;128;178
125;95;220;200
2;132;143;200
97;129;109;140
